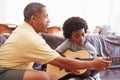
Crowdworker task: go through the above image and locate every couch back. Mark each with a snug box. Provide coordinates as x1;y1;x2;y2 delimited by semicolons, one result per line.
1;33;120;68
0;34;9;46
41;33;120;57
1;33;120;58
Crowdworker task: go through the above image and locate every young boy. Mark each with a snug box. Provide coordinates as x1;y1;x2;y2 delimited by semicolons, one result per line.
56;17;101;80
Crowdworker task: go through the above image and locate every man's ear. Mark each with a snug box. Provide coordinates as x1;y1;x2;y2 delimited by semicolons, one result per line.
30;15;37;23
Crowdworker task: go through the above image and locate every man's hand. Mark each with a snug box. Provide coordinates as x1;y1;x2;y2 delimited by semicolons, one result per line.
92;57;112;70
48;73;58;80
70;69;80;75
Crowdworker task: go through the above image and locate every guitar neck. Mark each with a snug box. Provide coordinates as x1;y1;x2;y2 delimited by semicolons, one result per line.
110;57;120;63
75;57;93;61
76;56;120;63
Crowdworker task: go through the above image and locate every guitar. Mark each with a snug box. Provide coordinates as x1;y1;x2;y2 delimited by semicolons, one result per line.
46;49;91;79
46;49;120;79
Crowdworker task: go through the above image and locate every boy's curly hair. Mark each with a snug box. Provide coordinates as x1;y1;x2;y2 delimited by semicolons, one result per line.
63;17;88;39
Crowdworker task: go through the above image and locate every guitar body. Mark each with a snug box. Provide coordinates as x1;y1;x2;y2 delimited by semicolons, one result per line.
46;49;90;79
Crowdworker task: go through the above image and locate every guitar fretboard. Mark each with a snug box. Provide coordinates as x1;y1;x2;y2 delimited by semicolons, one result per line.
75;57;93;61
110;57;120;63
75;56;120;63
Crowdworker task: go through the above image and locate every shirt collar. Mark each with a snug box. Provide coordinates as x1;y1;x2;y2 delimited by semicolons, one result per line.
22;21;36;32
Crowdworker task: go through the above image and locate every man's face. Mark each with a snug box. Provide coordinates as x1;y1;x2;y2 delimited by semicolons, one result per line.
71;29;85;46
32;7;50;33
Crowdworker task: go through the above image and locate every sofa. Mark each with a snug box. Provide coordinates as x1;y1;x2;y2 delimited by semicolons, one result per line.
41;33;120;80
0;33;120;80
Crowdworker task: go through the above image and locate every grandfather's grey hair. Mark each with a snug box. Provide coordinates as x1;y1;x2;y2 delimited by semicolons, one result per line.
24;2;46;22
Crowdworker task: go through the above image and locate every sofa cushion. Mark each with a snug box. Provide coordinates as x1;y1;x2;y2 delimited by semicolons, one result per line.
0;34;9;46
85;35;120;57
41;33;65;49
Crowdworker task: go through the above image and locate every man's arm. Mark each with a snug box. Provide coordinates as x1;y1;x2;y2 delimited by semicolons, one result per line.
48;56;111;70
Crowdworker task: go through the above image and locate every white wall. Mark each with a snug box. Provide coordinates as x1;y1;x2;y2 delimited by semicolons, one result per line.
0;0;5;23
0;0;120;31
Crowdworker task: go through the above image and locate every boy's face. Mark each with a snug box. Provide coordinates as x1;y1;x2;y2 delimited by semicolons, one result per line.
71;29;85;46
